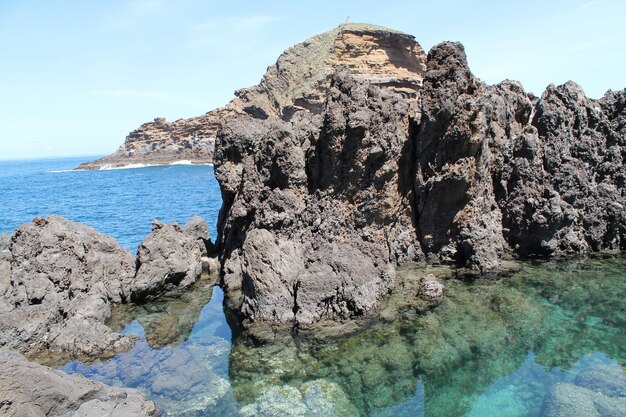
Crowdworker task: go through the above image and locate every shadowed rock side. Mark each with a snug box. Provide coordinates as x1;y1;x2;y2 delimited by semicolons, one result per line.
214;41;625;327
78;23;426;170
0;215;212;363
0;350;158;417
414;42;626;271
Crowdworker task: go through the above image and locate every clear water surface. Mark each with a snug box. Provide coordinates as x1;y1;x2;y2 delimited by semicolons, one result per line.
2;157;624;416
0;156;221;251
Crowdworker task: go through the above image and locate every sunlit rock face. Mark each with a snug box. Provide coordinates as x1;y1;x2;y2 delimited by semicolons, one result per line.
215;71;426;329
232;23;426;119
79;23;426;170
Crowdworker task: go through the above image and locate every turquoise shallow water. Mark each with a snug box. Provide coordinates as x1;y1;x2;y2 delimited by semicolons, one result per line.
59;257;626;417
2;157;624;416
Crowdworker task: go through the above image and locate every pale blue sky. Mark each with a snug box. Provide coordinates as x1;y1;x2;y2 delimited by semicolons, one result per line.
1;0;624;160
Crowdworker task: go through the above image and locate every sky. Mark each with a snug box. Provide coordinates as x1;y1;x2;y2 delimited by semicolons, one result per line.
0;0;624;160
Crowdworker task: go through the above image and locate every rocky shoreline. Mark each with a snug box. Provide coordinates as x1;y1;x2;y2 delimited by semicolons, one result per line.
0;215;217;416
214;40;625;331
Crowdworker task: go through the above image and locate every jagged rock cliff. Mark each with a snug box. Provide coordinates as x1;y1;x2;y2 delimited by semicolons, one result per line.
214;40;625;329
78;23;426;170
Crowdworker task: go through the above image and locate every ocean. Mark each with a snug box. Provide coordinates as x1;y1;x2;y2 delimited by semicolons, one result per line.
0;156;221;251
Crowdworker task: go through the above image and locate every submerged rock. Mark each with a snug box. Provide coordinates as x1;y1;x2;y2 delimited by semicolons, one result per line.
240;379;358;417
544;383;626;417
132;218;207;303
0;350;157;417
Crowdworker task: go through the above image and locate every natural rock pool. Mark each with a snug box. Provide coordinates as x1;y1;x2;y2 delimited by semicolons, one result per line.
60;256;625;417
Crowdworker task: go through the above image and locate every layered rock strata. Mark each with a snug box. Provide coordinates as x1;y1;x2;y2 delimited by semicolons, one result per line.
78;23;427;170
214;42;625;328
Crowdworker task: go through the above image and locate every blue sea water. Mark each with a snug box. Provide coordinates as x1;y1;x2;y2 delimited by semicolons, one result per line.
0;156;221;251
2;157;625;417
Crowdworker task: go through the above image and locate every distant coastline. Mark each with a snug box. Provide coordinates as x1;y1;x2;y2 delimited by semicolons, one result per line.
72;160;214;172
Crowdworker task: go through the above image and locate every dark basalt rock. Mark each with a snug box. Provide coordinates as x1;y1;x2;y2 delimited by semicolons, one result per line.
215;70;430;329
214;41;625;327
415;42;625;270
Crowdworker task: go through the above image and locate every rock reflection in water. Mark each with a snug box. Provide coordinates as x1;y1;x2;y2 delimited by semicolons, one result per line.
61;258;625;417
229;257;626;417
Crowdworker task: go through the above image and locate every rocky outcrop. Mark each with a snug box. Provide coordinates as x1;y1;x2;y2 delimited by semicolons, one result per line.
131;218;208;303
78;23;427;170
0;350;157;417
77;108;236;170
0;215;211;361
230;23;426;119
216;70;424;328
0;215;137;359
214;39;625;327
414;42;625;270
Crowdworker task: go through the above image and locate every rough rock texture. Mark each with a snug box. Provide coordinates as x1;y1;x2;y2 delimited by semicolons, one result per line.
131;218;207;303
0;350;157;417
414;42;625;271
0;216;137;359
214;40;625;327
0;214;212;361
216;70;423;328
544;383;626;417
78;23;426;170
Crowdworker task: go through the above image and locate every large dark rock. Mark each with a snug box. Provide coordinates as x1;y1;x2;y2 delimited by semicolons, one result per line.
215;70;426;329
214;40;625;326
414;42;625;270
0;216;137;359
0;350;157;417
131;218;207;303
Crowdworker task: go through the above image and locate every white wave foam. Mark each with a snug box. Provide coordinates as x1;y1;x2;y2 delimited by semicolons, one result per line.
97;161;213;171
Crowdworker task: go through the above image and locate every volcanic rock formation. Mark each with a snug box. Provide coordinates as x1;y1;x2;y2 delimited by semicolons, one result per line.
214;40;625;329
78;23;426;170
0;215;213;361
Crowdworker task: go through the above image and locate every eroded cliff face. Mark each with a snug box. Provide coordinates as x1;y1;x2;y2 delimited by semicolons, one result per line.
215;71;421;329
214;41;625;329
78;23;426;170
415;43;625;270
